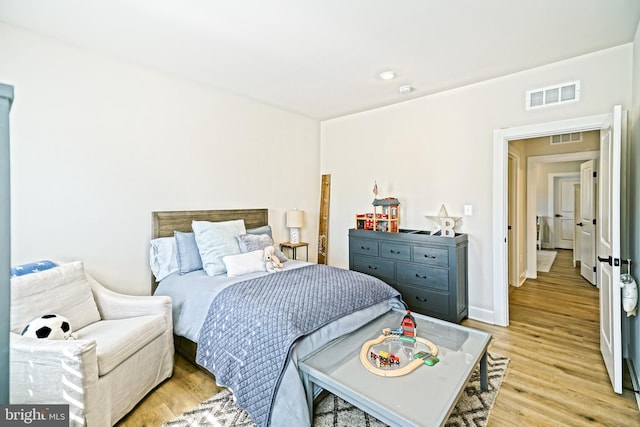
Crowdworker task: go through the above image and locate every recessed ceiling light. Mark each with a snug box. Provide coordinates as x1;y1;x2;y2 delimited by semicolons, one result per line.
398;85;414;94
379;71;397;80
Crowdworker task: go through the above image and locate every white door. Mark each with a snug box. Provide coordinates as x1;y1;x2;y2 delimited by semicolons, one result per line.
553;177;579;249
598;105;623;394
579;160;597;285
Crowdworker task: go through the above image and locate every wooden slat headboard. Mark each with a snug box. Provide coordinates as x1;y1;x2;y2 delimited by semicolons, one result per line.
151;208;268;293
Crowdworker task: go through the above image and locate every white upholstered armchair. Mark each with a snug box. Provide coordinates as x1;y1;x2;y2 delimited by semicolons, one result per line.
9;261;174;427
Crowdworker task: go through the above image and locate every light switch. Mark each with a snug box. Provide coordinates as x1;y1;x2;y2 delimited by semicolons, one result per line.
464;205;473;216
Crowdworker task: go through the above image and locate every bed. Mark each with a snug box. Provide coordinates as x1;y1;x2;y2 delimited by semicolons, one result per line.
150;209;404;427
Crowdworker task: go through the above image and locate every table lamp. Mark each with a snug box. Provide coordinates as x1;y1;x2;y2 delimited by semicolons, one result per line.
286;209;305;244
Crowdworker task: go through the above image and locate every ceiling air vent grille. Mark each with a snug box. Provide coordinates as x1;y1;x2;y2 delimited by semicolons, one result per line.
550;132;582;145
526;81;580;110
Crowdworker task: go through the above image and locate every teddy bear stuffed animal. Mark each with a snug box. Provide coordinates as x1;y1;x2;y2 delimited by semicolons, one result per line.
264;245;283;272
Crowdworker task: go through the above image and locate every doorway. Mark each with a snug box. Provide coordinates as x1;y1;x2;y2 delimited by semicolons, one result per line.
506;145;599;289
495;107;627;396
492;113;608;326
525;152;599;279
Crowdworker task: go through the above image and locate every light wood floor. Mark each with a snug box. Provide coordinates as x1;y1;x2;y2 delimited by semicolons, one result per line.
468;249;639;426
117;249;640;426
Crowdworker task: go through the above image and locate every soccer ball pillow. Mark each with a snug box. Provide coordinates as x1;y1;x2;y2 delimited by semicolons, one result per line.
22;314;73;340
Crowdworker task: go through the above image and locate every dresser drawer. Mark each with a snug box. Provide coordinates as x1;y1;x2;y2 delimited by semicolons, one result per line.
397;264;448;290
351;238;379;257
380;242;411;261
412;246;449;267
396;284;450;318
352;255;394;282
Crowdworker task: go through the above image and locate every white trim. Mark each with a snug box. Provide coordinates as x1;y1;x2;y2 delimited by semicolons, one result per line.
492;113;607;327
468;306;495;324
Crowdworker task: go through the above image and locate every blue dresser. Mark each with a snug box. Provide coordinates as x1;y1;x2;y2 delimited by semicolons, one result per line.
349;229;468;323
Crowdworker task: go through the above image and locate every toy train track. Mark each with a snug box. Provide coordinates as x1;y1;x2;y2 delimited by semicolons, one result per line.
359;334;439;377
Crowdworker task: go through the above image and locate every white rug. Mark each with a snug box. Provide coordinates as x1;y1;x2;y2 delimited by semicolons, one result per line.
537;250;557;273
164;353;509;427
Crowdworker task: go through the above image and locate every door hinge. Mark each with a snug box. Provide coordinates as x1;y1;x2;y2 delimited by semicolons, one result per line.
593;219;596;225
593;171;597;178
593;266;597;273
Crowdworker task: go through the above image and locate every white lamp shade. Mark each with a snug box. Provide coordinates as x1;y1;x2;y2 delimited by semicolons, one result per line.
286;210;305;228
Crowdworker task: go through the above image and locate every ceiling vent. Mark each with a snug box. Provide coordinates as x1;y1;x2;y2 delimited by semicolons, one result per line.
550;132;582;145
526;81;580;110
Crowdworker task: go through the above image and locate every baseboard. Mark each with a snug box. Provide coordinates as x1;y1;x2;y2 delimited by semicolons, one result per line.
468;306;496;325
518;274;527;287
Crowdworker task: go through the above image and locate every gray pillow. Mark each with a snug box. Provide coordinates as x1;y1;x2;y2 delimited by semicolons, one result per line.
174;231;203;274
236;233;288;263
247;225;272;238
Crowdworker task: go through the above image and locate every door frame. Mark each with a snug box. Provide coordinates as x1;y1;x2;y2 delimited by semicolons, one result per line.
493;113;607;326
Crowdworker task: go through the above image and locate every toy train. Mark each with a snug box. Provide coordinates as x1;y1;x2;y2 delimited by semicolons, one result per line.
370;350;400;367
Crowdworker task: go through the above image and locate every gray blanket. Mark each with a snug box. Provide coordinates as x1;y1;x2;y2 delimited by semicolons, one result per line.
195;264;401;427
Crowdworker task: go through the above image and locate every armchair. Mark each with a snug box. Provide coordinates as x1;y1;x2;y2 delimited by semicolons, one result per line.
9;261;174;427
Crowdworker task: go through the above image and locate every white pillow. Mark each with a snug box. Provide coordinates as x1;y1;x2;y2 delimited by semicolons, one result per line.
10;261;101;334
192;219;246;276
150;237;179;281
222;250;266;277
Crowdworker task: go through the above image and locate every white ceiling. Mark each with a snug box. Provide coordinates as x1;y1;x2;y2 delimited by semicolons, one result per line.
1;0;639;120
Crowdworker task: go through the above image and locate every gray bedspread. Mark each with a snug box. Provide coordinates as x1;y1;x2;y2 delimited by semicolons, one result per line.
195;264;401;427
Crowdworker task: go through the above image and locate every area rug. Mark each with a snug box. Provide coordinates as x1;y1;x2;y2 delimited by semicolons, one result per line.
163;352;509;427
536;250;557;273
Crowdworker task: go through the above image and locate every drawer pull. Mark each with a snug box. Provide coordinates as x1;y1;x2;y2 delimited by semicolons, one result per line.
424;254;436;259
415;273;427;279
368;265;378;270
361;246;370;251
415;296;428;302
390;249;400;254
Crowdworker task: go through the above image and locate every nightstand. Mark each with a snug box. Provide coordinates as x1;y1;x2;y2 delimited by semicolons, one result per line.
280;242;309;261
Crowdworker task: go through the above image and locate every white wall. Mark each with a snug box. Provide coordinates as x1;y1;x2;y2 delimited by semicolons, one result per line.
0;23;320;295
321;44;633;321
